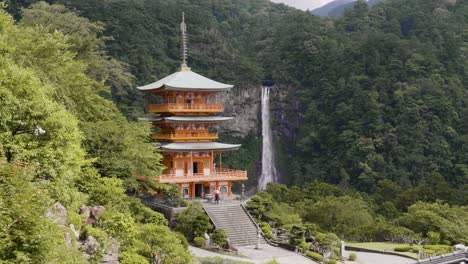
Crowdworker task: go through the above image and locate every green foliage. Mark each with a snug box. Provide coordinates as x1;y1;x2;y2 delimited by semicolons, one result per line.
193;237;206;248
131;224;194;264
399;201;468;244
0;5;193;263
119;250;150;264
302;195;374;237
422;245;452;255
87;177;128;208
67;211;84;231
299;240;309;252
129;197;168;226
82;225;112;262
264;202;302;226
306;251;323;262
288;224;306;246
325;259;337;264
349;253;357;261
394;246;420;252
198;257;255;264
0;163;85;263
315;233;340;250
175;202;213;241
260;222;273;240
96;211;137;246
210;229;228;247
246;192;273;221
427;231;441;245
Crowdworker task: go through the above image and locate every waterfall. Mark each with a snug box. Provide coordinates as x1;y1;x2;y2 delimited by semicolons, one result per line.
258;86;276;191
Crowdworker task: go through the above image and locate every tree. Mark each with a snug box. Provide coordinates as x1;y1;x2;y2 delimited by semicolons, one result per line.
0;162;86;263
132;224;193;264
210;229;228;247
174;202;212;241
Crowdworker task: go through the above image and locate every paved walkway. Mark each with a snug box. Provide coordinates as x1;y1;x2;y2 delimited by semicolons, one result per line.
190;244;318;264
238;244;318;264
346;250;415;264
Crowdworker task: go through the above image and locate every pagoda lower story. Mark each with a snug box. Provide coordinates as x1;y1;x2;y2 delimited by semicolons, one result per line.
158;142;247;199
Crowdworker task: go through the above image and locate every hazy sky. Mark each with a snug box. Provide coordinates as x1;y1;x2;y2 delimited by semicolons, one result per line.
270;0;336;10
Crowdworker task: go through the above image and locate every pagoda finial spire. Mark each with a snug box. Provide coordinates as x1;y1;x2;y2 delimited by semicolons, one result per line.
180;12;190;71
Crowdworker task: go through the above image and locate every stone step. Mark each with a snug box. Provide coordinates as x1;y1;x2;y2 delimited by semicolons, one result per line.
203;204;266;247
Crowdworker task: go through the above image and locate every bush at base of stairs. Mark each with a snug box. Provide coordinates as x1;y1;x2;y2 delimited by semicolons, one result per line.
194;237;206;248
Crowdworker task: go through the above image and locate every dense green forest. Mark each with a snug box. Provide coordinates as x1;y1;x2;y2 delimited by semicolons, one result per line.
35;0;466;203
1;0;467;262
0;3;191;263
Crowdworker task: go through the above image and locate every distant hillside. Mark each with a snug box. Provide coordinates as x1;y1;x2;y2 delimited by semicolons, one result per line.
313;0;384;17
311;0;355;17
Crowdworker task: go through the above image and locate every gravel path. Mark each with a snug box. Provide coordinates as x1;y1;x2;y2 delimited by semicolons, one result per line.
346;250;415;264
190;244;318;264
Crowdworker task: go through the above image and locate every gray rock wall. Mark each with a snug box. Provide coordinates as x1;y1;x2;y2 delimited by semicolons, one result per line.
220;84;261;137
220;82;299;141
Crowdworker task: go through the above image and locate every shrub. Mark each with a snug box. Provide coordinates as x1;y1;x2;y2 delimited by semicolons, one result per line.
300;240;309;252
261;222;273;240
119;250;150;264
174;232;189;249
175;202;212;241
67;211;84;230
422;245;452;255
326;259;337;264
306;251;323;262
194;237;206;248
426;231;440;245
349;253;357;261
210;229;228;247
394;245;420;252
333;247;340;256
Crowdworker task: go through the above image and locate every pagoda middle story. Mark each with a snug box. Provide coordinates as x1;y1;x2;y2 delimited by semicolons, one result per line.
138;65;247;199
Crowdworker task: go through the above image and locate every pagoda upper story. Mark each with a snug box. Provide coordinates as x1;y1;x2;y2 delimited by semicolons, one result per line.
139;66;231;115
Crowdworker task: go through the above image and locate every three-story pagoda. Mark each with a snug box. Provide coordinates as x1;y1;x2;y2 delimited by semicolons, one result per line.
138;14;247;199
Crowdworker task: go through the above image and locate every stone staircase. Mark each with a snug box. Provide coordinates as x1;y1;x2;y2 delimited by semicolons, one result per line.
203;203;267;247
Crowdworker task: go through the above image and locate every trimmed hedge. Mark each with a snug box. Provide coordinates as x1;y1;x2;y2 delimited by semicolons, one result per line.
306;251;323;262
394;246;420;252
349;252;357;261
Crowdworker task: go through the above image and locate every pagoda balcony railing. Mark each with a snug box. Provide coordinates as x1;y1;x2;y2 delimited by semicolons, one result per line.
157;169;247;183
147;103;223;113
152;132;219;141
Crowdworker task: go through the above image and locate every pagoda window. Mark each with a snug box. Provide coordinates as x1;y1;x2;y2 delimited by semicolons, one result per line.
182;188;189;198
203;160;210;176
175;161;184;176
187;162;193;176
220;186;228;193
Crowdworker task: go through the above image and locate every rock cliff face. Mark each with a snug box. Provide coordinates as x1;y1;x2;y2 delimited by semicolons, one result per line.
220;84;261;137
219;82;300;183
220;83;299;140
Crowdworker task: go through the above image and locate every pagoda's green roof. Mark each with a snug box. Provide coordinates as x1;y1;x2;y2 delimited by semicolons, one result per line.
159;142;241;151
137;69;233;91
